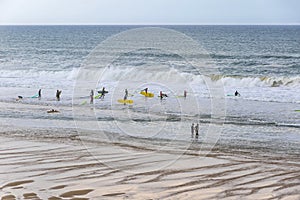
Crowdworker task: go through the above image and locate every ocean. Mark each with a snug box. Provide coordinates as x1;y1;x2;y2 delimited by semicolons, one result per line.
0;25;299;156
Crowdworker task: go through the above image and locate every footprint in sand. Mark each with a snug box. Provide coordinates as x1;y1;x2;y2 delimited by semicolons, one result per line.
23;193;40;200
50;185;67;190
1;195;16;200
1;180;34;189
102;192;126;197
59;189;93;198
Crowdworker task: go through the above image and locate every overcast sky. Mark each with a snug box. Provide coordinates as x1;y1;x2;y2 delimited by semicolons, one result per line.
0;0;300;25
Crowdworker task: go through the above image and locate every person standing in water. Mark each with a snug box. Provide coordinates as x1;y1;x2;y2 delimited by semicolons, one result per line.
124;89;128;100
38;89;41;100
159;91;163;100
159;91;168;100
195;123;199;136
142;88;148;94
235;90;240;96
90;89;94;104
99;87;107;99
184;90;187;98
191;123;194;136
56;90;62;101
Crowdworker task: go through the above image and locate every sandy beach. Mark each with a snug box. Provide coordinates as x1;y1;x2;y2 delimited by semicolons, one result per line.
1;127;299;200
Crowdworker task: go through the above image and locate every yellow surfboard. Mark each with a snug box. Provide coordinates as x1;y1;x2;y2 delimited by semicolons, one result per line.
140;91;154;97
118;99;134;104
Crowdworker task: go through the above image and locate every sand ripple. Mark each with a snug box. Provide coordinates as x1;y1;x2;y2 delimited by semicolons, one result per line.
0;136;299;200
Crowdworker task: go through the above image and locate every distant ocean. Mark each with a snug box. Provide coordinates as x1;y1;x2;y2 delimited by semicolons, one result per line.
0;25;299;155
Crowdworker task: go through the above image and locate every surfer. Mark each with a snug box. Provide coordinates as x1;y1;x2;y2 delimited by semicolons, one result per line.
56;90;62;101
184;90;187;98
98;87;107;99
124;89;128;100
235;90;240;97
38;89;41;100
159;91;168;100
142;88;148;94
195;123;199;136
90;89;94;104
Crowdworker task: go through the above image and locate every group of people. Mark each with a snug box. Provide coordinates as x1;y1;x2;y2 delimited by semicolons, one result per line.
142;88;187;100
91;87;183;103
89;87;108;104
17;89;62;101
18;87;239;103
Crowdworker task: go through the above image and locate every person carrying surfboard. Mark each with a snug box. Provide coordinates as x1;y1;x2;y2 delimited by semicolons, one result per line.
142;88;148;94
235;90;241;97
124;89;128;100
98;87;108;99
38;89;41;100
159;91;168;100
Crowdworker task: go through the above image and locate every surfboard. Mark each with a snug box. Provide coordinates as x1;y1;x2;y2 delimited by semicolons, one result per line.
81;100;87;105
47;109;59;113
94;94;102;99
227;94;241;97
295;110;300;112
118;99;133;104
31;94;39;98
97;91;108;94
140;91;154;97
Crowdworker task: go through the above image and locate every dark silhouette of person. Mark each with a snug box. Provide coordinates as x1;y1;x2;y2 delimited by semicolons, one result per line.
124;89;128;100
90;89;94;104
38;89;41;100
142;88;148;94
195;123;199;136
56;90;62;101
98;87;107;99
159;91;168;100
184;90;187;98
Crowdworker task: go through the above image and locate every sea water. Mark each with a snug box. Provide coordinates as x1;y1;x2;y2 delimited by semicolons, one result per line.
0;25;299;155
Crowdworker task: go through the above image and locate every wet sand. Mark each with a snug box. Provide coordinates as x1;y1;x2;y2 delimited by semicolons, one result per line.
1;128;299;200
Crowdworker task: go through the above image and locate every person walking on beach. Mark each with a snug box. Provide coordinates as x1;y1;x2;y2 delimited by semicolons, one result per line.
191;123;195;136
38;89;41;100
195;123;199;136
56;90;62;101
124;89;128;100
90;89;94;104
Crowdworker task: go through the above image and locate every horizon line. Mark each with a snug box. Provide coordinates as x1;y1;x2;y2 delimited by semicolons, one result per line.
0;23;300;26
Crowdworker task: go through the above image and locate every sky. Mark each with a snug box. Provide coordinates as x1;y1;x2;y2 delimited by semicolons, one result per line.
0;0;300;25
